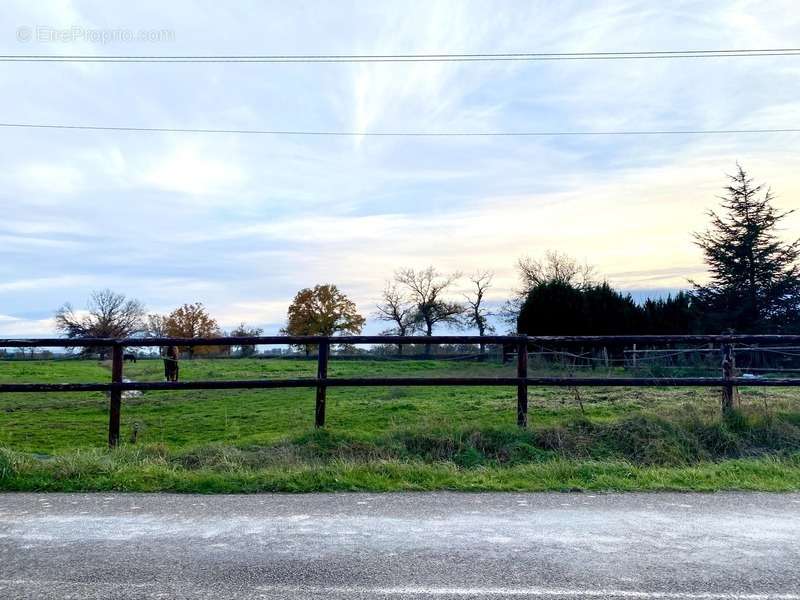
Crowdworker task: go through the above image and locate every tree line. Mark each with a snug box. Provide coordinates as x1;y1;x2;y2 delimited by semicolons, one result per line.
519;165;800;336
55;295;263;358
51;165;800;355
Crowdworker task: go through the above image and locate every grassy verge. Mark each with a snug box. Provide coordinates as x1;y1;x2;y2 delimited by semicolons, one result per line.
3;412;800;493
4;453;800;493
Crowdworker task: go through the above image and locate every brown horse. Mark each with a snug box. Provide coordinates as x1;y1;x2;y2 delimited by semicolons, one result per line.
163;345;179;382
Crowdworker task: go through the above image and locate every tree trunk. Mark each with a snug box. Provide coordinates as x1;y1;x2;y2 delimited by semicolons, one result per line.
425;323;433;355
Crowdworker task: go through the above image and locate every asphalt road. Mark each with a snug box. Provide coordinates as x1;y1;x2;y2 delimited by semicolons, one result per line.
1;492;799;599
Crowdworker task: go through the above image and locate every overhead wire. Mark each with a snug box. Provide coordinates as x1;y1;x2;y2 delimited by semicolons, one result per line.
0;122;797;137
2;48;799;63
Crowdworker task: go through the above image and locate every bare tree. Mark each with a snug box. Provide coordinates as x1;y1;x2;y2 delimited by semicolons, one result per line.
55;289;146;358
501;251;595;329
375;283;415;354
144;313;170;357
395;267;463;354
146;313;169;338
516;250;594;292
463;270;495;353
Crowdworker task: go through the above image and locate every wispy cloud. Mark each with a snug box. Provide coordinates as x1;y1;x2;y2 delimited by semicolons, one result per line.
0;0;798;336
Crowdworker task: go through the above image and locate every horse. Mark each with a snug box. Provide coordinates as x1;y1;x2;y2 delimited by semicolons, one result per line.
123;352;137;363
163;345;180;382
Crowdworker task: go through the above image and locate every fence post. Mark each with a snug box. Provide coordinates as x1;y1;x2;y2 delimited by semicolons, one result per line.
108;343;124;448
721;342;736;415
315;339;330;428
517;336;528;428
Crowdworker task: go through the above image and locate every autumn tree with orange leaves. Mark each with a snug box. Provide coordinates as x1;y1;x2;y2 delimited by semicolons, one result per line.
163;303;224;358
282;284;365;355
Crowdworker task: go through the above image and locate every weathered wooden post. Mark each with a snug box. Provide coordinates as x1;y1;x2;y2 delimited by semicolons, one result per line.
108;343;124;448
721;342;736;415
632;343;637;369
517;336;528;428
315;339;330;428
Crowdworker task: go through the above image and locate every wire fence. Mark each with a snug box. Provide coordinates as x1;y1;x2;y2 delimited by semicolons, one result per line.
2;334;800;447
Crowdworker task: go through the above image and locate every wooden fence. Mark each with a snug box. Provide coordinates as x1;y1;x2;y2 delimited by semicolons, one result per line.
2;334;800;448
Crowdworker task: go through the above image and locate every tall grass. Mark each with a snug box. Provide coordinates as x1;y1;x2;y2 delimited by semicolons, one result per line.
3;411;800;493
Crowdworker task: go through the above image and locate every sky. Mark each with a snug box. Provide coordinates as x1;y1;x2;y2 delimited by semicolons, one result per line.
0;0;799;337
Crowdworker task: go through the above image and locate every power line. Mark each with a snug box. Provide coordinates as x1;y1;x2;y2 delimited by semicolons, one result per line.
2;48;800;63
0;122;798;137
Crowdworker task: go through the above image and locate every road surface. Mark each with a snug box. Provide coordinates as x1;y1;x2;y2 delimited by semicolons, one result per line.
1;492;799;599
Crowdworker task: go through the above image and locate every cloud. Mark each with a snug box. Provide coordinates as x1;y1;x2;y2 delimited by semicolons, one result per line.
0;315;58;337
12;163;86;197
0;217;91;237
0;1;798;336
207;149;800;302
213;301;289;329
141;143;246;196
0;276;97;293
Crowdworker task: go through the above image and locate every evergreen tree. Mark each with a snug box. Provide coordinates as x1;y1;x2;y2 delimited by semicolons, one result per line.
691;165;800;332
517;281;643;335
517;280;586;335
581;283;643;335
642;292;697;334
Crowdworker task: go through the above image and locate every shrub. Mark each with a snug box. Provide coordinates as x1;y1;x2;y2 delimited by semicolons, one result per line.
175;444;244;470
598;415;706;465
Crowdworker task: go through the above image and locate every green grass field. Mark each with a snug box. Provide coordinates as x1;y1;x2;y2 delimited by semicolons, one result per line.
2;357;800;492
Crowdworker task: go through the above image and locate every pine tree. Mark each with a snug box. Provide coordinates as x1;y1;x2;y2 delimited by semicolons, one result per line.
642;292;697;334
691;165;800;332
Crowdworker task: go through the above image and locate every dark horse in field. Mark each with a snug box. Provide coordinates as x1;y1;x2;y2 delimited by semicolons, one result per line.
163;345;179;382
123;352;137;363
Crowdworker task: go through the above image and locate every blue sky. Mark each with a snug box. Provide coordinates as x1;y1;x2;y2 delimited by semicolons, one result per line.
1;0;799;336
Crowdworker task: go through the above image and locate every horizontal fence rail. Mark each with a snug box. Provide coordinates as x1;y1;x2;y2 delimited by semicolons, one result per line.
6;334;800;347
1;334;799;447
4;377;800;394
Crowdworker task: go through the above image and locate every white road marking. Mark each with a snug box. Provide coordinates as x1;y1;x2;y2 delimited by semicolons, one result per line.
0;581;798;599
284;588;800;599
